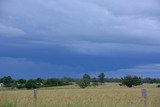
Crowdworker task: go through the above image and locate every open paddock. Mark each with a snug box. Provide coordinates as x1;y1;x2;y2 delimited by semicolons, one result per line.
0;83;159;107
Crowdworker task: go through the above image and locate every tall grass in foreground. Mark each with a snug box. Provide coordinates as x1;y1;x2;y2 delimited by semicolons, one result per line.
0;84;159;107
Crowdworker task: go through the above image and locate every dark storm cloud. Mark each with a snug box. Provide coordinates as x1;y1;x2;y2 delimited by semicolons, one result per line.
0;0;160;78
1;0;160;47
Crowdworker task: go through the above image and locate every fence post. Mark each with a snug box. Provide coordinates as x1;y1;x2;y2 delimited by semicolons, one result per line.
141;88;147;107
33;89;38;103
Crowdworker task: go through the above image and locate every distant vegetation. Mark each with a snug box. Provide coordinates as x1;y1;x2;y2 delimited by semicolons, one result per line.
0;73;160;89
121;75;142;87
0;76;73;89
157;85;160;88
77;73;105;88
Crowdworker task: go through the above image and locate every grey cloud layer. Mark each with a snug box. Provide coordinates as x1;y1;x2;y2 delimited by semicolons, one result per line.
0;57;84;78
1;57;159;78
0;0;160;55
0;23;25;37
107;64;160;78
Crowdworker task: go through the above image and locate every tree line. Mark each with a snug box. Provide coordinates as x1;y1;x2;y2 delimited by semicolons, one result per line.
77;74;160;88
0;73;160;89
0;76;74;89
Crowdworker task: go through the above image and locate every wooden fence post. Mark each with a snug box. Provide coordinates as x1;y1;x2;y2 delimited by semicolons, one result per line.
141;88;147;107
33;89;38;103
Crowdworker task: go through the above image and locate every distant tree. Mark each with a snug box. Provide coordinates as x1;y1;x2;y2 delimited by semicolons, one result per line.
92;77;98;86
0;78;2;83
98;73;105;84
63;77;75;83
83;74;91;86
142;78;160;84
121;75;142;88
132;76;142;86
1;76;14;87
16;79;26;89
17;79;26;84
25;79;39;89
77;74;91;88
45;78;64;87
36;78;44;86
77;79;88;88
121;76;133;87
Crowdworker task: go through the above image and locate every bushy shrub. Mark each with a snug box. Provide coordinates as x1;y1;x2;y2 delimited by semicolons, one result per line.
77;74;91;88
45;78;64;87
98;73;105;84
25;79;39;89
16;79;26;89
121;75;142;88
77;79;88;88
92;77;98;86
0;76;14;87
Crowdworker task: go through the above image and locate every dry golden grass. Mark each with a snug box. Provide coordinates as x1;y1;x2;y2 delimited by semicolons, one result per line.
0;83;159;107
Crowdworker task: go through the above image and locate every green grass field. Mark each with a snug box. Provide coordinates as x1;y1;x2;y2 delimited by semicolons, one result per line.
0;83;159;107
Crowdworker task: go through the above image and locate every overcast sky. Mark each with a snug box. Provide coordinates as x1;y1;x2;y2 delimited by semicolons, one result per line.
0;0;160;78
